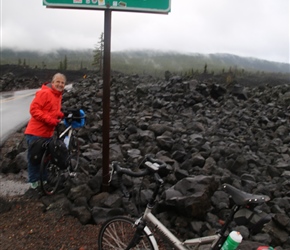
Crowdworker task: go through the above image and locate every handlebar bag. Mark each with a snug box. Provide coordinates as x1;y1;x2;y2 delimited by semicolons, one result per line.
64;109;85;129
29;138;50;165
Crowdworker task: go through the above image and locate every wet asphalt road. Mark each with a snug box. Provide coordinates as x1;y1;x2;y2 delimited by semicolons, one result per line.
0;89;38;146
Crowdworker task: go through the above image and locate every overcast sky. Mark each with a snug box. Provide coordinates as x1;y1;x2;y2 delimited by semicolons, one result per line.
1;0;289;64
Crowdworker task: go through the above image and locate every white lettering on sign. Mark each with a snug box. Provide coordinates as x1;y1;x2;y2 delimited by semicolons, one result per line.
73;0;82;3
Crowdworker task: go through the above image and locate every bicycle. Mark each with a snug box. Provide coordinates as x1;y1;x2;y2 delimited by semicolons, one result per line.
39;109;86;195
98;155;271;250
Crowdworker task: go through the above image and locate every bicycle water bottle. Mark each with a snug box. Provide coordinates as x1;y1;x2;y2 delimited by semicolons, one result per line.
64;136;69;148
221;231;243;250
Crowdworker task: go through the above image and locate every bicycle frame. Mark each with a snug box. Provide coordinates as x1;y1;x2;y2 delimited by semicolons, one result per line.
141;206;220;250
59;124;72;141
132;173;238;250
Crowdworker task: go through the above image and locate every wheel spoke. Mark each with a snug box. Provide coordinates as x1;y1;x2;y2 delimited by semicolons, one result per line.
40;151;61;195
98;217;155;250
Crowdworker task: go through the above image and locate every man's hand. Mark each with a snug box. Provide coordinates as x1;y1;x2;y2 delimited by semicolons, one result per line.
47;118;60;127
57;111;65;119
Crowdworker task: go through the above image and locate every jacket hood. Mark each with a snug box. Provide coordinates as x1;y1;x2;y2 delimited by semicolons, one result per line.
42;82;63;96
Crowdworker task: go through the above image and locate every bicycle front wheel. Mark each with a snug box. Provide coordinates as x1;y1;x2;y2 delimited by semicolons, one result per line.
68;134;80;172
40;150;61;195
98;216;157;250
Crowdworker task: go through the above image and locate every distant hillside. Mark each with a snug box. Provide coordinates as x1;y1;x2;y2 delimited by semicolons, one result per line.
1;48;289;76
112;50;290;75
0;49;93;71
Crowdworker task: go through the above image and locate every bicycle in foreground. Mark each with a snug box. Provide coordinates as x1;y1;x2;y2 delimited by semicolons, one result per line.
98;155;271;250
39;109;85;195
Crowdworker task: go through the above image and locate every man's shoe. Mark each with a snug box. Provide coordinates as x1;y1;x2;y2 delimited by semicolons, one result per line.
30;181;39;189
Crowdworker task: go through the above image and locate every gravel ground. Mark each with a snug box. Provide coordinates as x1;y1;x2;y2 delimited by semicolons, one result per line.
0;172;30;197
0;188;101;250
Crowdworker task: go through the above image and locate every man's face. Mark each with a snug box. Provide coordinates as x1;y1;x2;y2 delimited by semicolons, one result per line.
52;76;66;92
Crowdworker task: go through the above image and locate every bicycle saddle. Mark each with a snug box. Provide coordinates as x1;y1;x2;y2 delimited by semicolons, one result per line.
222;183;270;206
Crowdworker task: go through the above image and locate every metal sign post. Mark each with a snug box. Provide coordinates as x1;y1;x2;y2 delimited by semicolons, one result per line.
43;0;170;191
102;8;111;191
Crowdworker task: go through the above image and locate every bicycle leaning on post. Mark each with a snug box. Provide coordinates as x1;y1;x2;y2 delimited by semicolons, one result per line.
98;155;272;250
39;109;86;196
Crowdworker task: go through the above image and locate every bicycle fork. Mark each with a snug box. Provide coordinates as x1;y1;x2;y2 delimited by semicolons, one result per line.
125;218;147;250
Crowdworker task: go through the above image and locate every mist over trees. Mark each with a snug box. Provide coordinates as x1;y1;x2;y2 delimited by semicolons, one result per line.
1;47;289;78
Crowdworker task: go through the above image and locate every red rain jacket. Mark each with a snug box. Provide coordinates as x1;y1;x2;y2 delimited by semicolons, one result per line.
25;83;63;138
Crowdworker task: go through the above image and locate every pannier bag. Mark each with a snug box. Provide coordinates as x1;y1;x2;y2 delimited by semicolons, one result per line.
29;138;50;165
48;138;69;169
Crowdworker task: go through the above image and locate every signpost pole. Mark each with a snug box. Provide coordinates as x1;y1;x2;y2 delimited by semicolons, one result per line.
102;8;112;192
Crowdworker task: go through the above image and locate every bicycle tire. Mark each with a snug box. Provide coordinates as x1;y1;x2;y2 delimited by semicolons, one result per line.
40;150;62;195
98;216;157;250
68;133;80;172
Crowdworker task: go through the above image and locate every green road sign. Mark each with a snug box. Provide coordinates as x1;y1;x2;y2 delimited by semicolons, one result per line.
43;0;171;14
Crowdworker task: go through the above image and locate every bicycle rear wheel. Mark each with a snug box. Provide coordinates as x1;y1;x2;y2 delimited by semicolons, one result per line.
40;150;61;195
98;216;157;250
68;133;80;172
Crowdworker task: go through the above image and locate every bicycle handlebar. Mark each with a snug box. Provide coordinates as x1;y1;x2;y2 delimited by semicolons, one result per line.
63;112;86;120
111;155;170;198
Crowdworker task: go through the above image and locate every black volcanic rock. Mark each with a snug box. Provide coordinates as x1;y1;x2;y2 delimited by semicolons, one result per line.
1;69;290;248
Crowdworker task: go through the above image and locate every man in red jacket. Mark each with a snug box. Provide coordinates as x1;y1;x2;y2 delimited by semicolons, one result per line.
25;73;66;189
